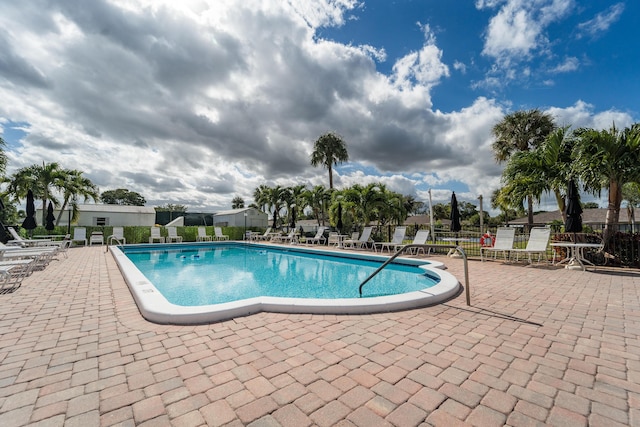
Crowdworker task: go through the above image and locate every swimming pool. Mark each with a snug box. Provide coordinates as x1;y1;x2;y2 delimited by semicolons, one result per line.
111;242;461;324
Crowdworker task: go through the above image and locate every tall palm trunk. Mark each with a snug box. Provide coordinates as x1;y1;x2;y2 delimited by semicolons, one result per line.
527;196;534;232
604;179;622;243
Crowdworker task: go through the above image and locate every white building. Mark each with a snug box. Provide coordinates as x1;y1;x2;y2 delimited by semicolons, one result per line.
40;204;157;227
214;208;268;228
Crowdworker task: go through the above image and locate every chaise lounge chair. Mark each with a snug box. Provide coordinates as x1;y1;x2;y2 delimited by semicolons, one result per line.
251;227;272;241
480;227;515;262
395;229;431;255
149;227;165;243
511;227;551;264
0;261;36;293
271;229;297;244
306;227;327;245
196;227;212;242
343;226;373;250
213;227;229;241
374;226;407;253
71;227;88;246
107;227;126;245
7;227;55;248
166;226;183;243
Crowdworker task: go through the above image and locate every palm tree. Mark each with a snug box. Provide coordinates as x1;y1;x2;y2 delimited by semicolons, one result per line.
310;132;349;189
266;185;288;229
253;185;270;213
342;183;387;228
231;196;245;209
573;123;640;242
491;109;556;227
8;162;67;225
56;170;99;226
498;127;575;224
540;126;575;221
0;136;7;175
303;185;330;226
286;184;308;227
498;150;548;220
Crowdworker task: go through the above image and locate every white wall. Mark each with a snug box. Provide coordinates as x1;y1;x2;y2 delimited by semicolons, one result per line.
214;209;268;228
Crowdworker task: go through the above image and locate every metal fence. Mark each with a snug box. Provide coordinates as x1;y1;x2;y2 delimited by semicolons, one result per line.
397;224;639;267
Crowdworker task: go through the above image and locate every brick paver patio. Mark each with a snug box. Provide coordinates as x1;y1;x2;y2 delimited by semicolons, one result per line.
1;245;639;426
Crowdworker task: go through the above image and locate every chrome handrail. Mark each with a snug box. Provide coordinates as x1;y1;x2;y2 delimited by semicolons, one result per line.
358;244;471;306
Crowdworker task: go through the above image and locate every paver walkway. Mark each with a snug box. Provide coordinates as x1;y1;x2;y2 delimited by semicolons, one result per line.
1;245;639;426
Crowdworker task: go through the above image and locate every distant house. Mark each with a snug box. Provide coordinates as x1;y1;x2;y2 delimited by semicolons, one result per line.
510;208;634;231
39;204;157;227
213;208;268;228
403;214;451;229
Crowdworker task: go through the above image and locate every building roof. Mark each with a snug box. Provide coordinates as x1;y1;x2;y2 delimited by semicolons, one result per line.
214;208;266;216
510;208;631;225
75;204;156;214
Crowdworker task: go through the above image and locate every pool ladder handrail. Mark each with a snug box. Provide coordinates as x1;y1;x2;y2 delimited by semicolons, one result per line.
358;244;471;306
105;236;125;253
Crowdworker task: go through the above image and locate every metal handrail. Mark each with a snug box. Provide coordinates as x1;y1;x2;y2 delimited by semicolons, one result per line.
358;244;471;306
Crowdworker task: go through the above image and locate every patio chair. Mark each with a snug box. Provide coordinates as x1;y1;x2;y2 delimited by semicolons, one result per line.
213;227;229;241
480;227;515;262
343;227;373;249
252;227;272;241
327;232;340;247
341;231;360;248
149;227;165;243
305;227;327;245
196;227;212;242
0;246;60;270
108;227;126;245
166;226;183;243
71;227;88;246
0;261;36;293
271;229;296;243
89;231;104;246
7;227;55;248
395;229;431;255
511;227;551;264
374;226;407;253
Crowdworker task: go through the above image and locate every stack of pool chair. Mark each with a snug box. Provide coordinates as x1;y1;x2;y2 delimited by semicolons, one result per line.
0;239;70;292
0;259;36;293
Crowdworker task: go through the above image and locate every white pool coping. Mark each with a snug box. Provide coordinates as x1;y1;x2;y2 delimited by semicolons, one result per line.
110;242;462;325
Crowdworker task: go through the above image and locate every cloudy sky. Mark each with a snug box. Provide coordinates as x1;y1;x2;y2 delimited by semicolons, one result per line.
0;0;637;214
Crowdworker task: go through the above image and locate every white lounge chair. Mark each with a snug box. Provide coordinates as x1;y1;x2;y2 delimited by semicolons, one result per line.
196;227;212;242
0;244;60;270
89;232;104;246
149;227;164;243
374;226;407;253
7;227;54;247
0;261;36;292
251;227;272;241
511;227;551;264
343;226;373;249
327;232;340;247
213;227;229;241
306;227;327;245
108;227;126;245
271;229;296;244
166;227;183;243
395;229;431;255
71;227;88;246
480;227;515;262
341;231;360;248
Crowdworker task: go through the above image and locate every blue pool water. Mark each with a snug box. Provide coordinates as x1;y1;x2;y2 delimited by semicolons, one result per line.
123;244;439;306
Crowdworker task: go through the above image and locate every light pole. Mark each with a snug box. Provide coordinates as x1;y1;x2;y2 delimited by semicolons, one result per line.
244;212;248;240
478;194;484;234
